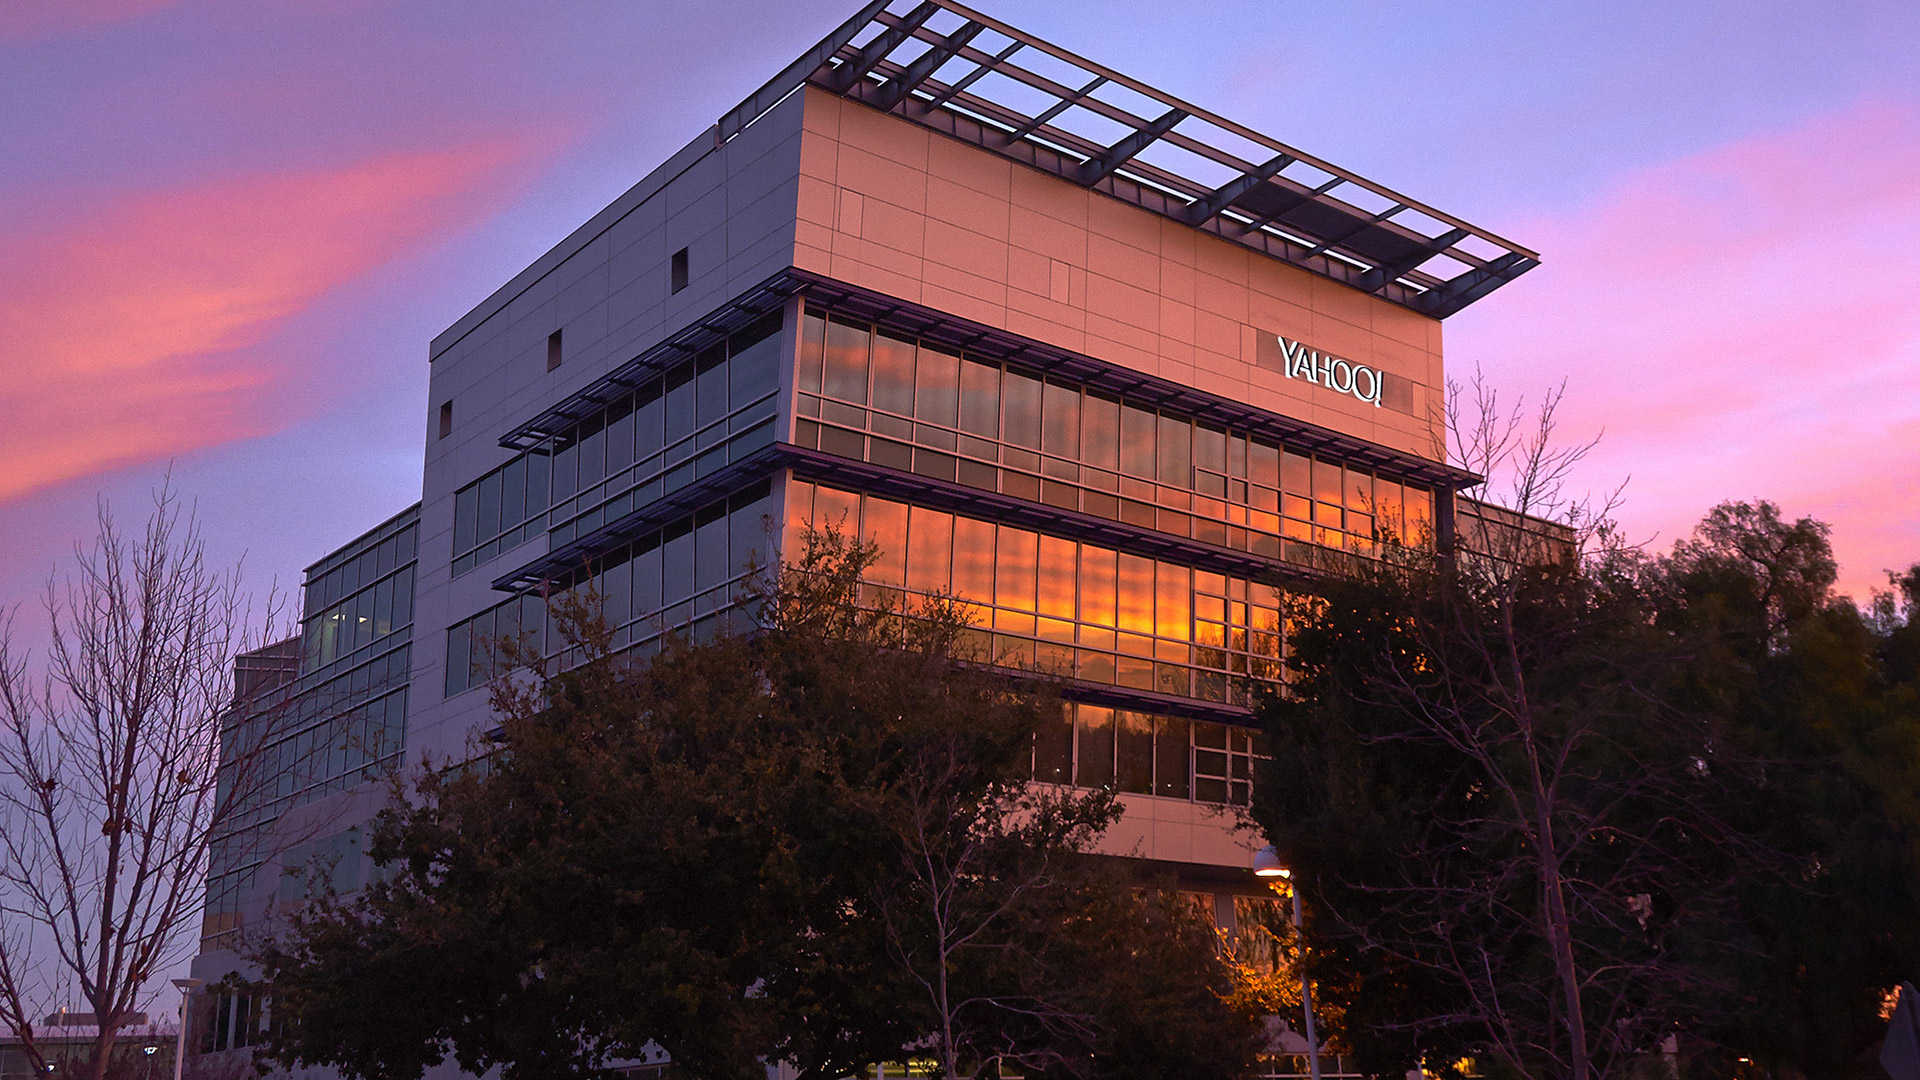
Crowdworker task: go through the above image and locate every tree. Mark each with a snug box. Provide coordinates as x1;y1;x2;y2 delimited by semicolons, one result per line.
255;528;1262;1080
1254;483;1920;1080
1251;383;1775;1080
1254;531;1770;1080
1648;503;1920;1079
0;486;285;1080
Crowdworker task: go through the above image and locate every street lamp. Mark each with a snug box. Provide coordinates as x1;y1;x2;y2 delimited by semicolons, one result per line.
1253;846;1321;1080
1253;845;1288;878
170;979;202;1080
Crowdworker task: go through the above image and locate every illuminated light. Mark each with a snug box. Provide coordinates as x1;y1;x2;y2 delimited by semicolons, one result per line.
1252;844;1289;878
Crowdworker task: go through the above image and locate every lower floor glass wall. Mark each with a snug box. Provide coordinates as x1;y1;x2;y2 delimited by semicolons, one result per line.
1039;701;1262;807
787;478;1286;706
203;644;410;949
446;474;1269;808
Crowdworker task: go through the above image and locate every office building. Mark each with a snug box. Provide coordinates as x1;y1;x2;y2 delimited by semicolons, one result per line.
191;0;1537;1068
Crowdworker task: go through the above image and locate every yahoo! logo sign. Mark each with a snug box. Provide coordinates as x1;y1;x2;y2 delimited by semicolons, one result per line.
1276;336;1383;408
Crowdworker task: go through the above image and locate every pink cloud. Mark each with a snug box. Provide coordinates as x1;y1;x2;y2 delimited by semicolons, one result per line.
1451;100;1920;598
0;139;544;504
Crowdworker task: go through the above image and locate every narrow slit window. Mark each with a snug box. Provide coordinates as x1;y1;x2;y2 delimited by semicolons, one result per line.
437;401;453;440
547;329;563;371
670;247;689;294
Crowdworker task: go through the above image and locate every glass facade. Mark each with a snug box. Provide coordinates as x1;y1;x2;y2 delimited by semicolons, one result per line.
434;300;1457;821
449;313;783;576
791;309;1433;561
1037;702;1264;807
451;453;550;577
201;988;267;1054
789;479;1284;707
445;480;777;696
303;566;413;670
203;507;417;949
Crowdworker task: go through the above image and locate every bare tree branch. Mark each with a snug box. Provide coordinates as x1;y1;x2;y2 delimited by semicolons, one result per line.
0;481;287;1080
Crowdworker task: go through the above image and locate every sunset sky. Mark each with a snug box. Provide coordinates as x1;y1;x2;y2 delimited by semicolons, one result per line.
4;0;1918;623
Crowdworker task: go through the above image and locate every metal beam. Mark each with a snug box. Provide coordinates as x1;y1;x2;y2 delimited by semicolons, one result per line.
1301;203;1407;261
1077;106;1186;187
1184;152;1293;226
915;74;1121;162
866;19;985;112
920;0;1535;258
747;0;1539;318
877;12;1539;275
717;0;890;144
1006;74;1105;142
827;1;939;93
1413;251;1538;317
1355;227;1471;294
1237;174;1345;238
920;37;1022;110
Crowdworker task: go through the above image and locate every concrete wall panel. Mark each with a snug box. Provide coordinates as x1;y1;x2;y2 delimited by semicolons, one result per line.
796;88;1446;460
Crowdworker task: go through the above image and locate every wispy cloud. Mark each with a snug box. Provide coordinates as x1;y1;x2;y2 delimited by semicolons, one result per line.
1452;100;1920;597
0;139;543;504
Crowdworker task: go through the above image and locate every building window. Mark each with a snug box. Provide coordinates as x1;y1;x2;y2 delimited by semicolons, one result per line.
530;312;782;556
451;453;550;576
1036;702;1263;807
201;989;267;1053
304;520;419;616
448;312;782;578
445;480;775;697
277;827;365;903
302;565;414;670
670;246;689;293
792;308;1435;563
788;479;1287;707
437;401;453;440
547;329;563;371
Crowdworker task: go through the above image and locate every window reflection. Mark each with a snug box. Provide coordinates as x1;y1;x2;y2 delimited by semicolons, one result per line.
959;359;1000;439
304;553;416;672
453;313;781;576
792;307;1436;566
445;480;774;697
1080;547;1116;627
788;479;1286;706
1036;535;1076;621
950;517;994;599
1038;702;1261;807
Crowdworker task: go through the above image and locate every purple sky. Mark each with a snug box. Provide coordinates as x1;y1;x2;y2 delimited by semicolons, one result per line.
4;0;1918;630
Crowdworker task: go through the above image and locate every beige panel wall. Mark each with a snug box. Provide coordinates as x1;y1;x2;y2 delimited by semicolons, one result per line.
793;87;1447;462
1092;792;1263;869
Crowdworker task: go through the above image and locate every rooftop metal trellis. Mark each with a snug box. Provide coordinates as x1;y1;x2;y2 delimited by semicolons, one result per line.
721;0;1538;318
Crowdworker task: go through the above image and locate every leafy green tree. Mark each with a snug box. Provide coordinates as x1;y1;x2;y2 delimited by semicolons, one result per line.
1253;536;1765;1080
254;529;1261;1080
1253;495;1920;1080
1648;503;1920;1079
